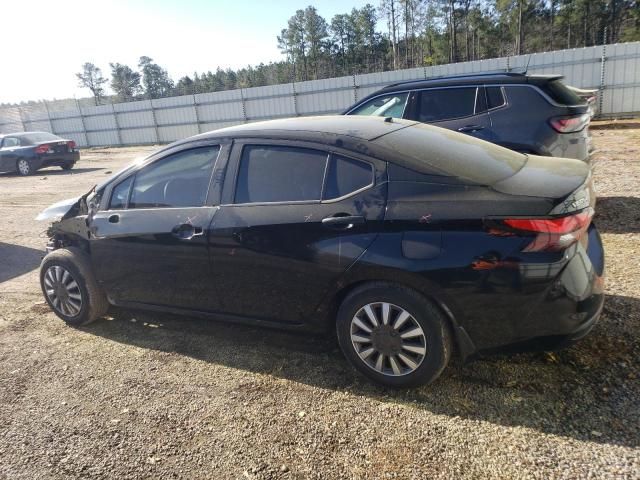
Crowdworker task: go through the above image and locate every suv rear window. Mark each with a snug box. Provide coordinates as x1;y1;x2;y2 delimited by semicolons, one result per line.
486;87;506;109
540;79;586;106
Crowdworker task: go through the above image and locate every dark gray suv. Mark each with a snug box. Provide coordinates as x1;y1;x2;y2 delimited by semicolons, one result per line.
345;72;593;162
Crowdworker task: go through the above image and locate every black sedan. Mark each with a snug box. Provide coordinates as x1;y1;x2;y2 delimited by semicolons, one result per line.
36;116;604;388
0;131;80;175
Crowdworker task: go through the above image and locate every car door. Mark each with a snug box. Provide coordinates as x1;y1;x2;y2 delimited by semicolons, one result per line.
405;86;493;142
207;140;387;325
89;142;228;310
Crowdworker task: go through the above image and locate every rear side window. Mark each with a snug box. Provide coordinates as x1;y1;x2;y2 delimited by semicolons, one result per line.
323;155;373;200
416;87;477;122
235;146;327;204
540;79;586;106
349;92;409;118
486;87;506;109
128;146;218;208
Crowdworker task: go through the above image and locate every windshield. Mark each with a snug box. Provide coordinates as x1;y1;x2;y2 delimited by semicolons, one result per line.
349;92;409;118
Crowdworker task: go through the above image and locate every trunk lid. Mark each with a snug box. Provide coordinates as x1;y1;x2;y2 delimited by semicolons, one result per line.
491;154;593;212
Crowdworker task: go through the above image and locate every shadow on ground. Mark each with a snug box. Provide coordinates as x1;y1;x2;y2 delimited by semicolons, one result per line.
84;293;640;448
595;196;640;234
0;242;43;283
0;167;105;177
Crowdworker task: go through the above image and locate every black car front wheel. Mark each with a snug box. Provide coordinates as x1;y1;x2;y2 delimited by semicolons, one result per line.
336;283;452;388
16;158;32;176
40;247;109;326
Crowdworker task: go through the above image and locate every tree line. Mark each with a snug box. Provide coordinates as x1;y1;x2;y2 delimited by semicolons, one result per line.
4;0;638;107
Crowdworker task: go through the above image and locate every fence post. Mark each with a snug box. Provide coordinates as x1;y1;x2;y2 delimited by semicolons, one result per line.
291;81;299;117
43;100;54;134
75;98;89;147
240;88;248;122
111;103;123;146
149;100;160;144
598;28;607;117
192;94;202;134
18;106;27;132
352;73;359;103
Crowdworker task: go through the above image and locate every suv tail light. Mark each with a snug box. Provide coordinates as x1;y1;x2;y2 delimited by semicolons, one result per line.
67;140;76;150
549;114;590;133
35;144;52;154
488;208;594;252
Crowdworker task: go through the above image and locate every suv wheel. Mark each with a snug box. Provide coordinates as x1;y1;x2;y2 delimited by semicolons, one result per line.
336;283;452;388
40;247;109;326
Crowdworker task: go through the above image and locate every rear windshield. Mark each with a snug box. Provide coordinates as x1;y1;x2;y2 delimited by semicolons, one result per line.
540;79;586;106
20;132;62;145
374;123;526;185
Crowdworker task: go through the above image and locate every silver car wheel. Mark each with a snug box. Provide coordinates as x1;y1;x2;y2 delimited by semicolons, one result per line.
350;302;427;377
17;159;30;175
43;266;83;317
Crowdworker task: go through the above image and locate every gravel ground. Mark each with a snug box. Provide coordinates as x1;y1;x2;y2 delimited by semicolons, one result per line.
0;132;638;479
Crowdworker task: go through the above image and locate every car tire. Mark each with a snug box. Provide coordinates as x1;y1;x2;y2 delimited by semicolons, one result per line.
16;158;32;176
40;247;109;326
61;162;74;171
336;282;452;388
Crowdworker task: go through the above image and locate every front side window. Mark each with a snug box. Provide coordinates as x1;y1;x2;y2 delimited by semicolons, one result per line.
349;92;409;118
109;175;133;210
126;146;219;209
323;155;373;200
235;145;327;204
416;87;477;122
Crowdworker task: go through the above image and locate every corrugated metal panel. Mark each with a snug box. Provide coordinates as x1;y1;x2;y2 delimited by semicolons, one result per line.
87;130;120;146
1;42;638;144
120;127;157;145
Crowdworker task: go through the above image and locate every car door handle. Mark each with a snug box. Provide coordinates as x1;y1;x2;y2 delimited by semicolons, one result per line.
171;223;204;240
458;125;484;133
321;215;365;230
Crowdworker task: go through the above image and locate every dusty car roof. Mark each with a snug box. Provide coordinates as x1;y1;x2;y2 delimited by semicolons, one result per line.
195;115;420;142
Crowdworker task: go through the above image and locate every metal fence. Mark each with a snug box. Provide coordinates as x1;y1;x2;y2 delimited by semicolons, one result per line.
1;42;639;148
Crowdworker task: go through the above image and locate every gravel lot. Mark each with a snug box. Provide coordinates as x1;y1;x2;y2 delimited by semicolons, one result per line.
0;129;638;479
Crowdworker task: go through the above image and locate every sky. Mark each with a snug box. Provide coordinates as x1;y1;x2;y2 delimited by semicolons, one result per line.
0;0;379;104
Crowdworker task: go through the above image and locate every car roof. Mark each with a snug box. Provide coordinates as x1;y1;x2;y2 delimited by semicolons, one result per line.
172;115;525;185
375;72;563;92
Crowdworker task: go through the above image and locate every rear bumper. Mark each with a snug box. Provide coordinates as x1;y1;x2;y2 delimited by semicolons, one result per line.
465;225;605;355
31;151;80;170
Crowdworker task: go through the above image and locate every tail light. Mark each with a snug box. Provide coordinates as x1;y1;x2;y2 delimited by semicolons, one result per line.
549;114;590;133
67;140;76;150
488;208;594;252
35;144;52;154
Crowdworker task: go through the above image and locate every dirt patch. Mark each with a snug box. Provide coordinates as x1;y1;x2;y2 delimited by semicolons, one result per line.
0;136;638;479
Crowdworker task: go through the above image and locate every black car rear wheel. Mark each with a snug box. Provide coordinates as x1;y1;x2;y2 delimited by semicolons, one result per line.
40;247;109;326
336;283;452;388
16;158;32;176
61;162;74;171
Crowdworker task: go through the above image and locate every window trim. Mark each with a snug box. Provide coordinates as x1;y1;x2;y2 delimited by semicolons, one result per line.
321;153;375;203
483;85;508;112
105;144;222;211
223;141;378;207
